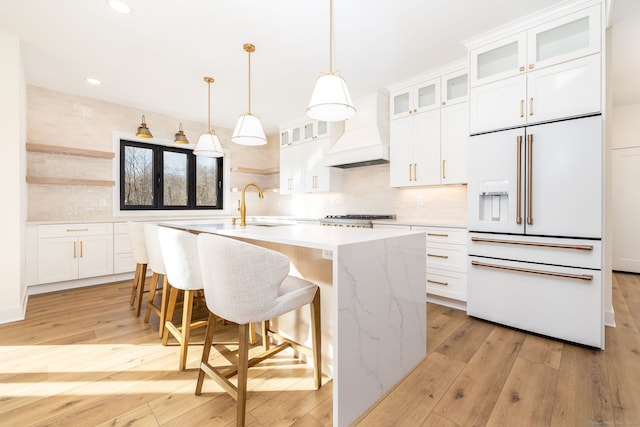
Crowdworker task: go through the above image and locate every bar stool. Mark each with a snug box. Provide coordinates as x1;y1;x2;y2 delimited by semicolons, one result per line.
143;223;170;338
195;233;321;426
157;226;208;371
127;221;148;317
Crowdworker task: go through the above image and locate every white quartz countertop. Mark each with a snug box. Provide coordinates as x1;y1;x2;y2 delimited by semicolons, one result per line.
162;222;424;251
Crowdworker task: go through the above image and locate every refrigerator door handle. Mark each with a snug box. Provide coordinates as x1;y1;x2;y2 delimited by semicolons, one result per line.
516;135;523;225
470;236;593;251
471;260;593;281
527;134;533;225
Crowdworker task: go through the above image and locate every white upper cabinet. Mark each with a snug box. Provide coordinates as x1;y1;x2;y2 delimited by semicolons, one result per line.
466;2;603;134
470;33;527;87
441;69;469;107
303;119;329;142
390;78;440;120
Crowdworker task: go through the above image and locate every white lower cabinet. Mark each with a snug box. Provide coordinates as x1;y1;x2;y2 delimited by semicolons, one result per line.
37;223;114;284
113;222;135;274
416;226;468;302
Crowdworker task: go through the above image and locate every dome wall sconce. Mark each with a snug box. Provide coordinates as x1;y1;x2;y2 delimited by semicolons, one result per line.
174;123;189;144
136;115;153;138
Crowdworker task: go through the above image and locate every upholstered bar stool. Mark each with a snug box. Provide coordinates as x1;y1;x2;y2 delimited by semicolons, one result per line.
195;233;321;426
127;221;149;317
143;223;171;338
157;226;209;371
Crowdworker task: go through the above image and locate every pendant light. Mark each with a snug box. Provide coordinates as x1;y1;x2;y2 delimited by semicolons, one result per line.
174;123;189;144
231;43;267;146
193;77;224;158
307;0;356;122
135;115;153;138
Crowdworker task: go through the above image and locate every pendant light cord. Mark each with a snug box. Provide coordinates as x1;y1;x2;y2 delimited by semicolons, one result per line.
247;49;252;114
329;0;333;74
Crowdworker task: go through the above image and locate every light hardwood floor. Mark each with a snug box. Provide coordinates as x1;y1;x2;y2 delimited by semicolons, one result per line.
1;272;639;426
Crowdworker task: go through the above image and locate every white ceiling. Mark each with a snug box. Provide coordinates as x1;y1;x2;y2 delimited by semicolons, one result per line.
0;0;637;136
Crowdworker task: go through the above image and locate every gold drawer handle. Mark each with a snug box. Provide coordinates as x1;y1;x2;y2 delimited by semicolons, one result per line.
427;233;449;237
471;260;593;281
427;253;449;259
427;279;448;286
470;237;593;251
67;228;89;232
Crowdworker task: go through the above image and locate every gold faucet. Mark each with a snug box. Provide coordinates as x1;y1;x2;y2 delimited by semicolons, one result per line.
239;182;264;226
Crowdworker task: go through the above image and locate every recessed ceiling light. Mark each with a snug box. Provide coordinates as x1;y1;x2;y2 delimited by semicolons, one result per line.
86;77;101;85
107;0;131;14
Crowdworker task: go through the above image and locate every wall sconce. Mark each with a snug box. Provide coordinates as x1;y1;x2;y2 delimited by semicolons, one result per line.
136;115;153;138
174;123;189;144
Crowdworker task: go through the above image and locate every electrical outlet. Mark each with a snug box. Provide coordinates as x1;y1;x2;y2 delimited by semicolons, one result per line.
322;249;333;260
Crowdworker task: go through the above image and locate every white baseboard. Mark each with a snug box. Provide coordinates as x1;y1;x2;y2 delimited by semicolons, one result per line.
27;273;134;295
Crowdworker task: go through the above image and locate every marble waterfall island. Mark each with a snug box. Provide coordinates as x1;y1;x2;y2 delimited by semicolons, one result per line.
164;222;427;426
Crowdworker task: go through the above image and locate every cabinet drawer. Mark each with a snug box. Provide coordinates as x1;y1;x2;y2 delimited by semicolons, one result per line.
38;223;113;238
426;269;467;301
426;243;467;272
413;226;467;244
114;252;135;274
114;234;131;254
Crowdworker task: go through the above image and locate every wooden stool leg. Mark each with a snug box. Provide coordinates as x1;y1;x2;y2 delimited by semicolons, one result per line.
134;264;147;317
130;264;140;305
262;320;270;351
178;290;195;371
310;290;322;389
162;286;180;344
195;312;217;396
158;275;171;338
144;272;160;323
237;323;250;427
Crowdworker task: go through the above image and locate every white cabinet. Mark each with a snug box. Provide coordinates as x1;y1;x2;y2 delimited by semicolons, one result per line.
612;147;640;273
389;61;468;187
279;117;343;194
302;139;343;192
37;223;113;284
389;109;440;187
279;143;303;194
467;3;602;134
390;78;440;120
414;226;468;302
113;222;135;274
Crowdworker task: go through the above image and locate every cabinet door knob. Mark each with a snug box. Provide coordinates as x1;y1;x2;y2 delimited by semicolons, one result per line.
529;64;535;70
519;66;525;72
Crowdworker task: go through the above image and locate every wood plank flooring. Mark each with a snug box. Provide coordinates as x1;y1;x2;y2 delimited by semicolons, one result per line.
1;272;639;426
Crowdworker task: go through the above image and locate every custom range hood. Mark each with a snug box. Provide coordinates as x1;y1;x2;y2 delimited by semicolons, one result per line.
323;92;390;168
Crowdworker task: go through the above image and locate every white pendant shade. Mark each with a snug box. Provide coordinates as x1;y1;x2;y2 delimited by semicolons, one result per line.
193;133;224;158
231;113;267;146
307;73;356;122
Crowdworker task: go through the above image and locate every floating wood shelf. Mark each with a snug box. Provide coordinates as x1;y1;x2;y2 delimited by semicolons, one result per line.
26;176;115;187
26;143;115;159
231;166;279;175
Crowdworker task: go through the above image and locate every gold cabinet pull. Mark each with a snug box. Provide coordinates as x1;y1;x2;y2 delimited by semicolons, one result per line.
427;279;449;286
413;163;417;181
287;178;292;190
427;233;449;237
442;159;446;180
67;228;89;232
408;164;412;181
529;64;535;70
519;66;525;72
427;253;449;259
73;241;77;258
470;236;593;251
529;97;534;116
471;260;593;281
80;241;83;258
520;100;524;117
527;134;533;225
516;135;522;225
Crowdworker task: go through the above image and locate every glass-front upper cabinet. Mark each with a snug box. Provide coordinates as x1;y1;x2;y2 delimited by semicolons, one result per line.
303;120;329;142
280;129;290;147
390;78;440;120
441;69;468;106
527;5;600;71
470;33;527;87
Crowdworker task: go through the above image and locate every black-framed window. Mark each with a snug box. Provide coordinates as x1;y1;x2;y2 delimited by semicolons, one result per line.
120;140;223;210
